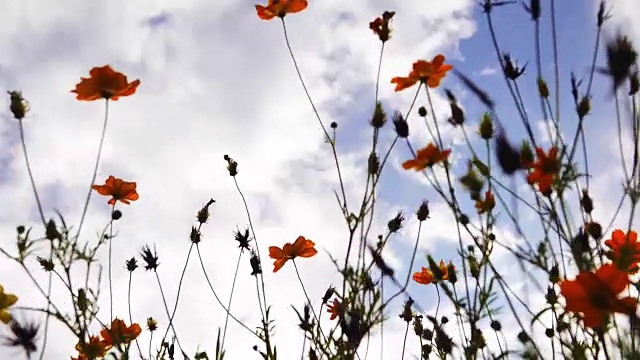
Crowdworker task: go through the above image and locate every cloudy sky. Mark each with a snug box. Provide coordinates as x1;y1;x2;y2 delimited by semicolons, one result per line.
0;0;639;359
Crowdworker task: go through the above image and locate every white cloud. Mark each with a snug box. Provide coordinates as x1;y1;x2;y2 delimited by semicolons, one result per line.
478;66;498;77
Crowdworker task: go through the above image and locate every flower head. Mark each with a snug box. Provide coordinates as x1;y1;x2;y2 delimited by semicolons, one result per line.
268;235;317;272
0;285;18;324
605;229;640;274
100;318;142;347
327;298;347;320
526;147;561;194
560;263;637;328
255;0;307;20
75;335;111;359
72;65;140;101
92;176;139;205
413;267;434;285
391;55;453;91
475;190;496;214
402;143;451;171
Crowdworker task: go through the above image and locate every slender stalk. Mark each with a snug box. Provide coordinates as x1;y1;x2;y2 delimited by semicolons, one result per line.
221;249;244;347
127;272;144;359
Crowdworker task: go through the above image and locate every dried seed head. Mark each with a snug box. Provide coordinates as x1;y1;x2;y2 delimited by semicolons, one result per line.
392;111;409;138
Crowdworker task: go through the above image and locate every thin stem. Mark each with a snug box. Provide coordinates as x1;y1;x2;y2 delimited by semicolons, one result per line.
159;243;194;347
221;249;244;347
76;99;110;240
108;203;115;321
154;271;186;356
128;272;144;359
292;261;327;343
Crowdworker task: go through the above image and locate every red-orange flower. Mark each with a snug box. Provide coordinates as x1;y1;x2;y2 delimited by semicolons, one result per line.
605;229;640;274
92;176;139;205
71;65;140;101
100;318;142;347
526;147;561;194
402;142;451;171
560;263;637;328
413;267;434;285
391;55;453;91
268;235;317;272
75;335;111;359
327;298;347;320
255;0;307;20
475;190;496;214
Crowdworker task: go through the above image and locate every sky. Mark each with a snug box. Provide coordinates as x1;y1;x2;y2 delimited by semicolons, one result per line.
0;0;639;359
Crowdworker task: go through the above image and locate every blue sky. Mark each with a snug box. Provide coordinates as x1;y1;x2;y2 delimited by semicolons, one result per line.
0;0;639;359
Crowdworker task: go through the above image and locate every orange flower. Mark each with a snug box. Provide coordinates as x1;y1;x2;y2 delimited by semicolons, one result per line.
75;336;111;359
413;267;434;285
402;143;451;171
327;298;347;320
560;264;637;328
438;260;450;281
100;318;142;347
92;176;139;205
526;147;561;194
391;55;453;91
605;229;640;274
268;235;317;272
255;0;307;20
71;65;140;101
475;190;496;214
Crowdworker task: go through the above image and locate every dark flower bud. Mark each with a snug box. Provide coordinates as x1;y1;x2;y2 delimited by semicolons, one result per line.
223;155;238;176
368;152;380;176
197;199;216;224
387;212;404;233
549;263;559;284
322;287;335;304
234;228;251;250
447;262;457;284
545;328;554;338
576;96;591;119
490;320;501;331
447;102;464;127
37;257;54;271
250;250;262;276
418;106;427;117
392;111;409;138
503;54;526;80
537;78;549;98
416;201;430;221
140;245;160;271
126;257;138;272
8;91;29;120
468;255;480;279
399;298;414;323
441;316;449;324
17;226;25;234
545;286;557;305
517;331;530;343
330;121;338;129
478;113;493;140
370;102;387;129
45;220;61;241
604;34;637;93
189;226;201;244
585;222;602;240
111;210;122;220
459;214;469;225
523;0;541;21
580;189;593;214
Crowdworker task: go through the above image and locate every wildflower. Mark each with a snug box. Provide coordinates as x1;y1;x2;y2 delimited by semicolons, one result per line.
413;267;434;285
391;55;453;91
75;335;111;359
605;229;640;274
2;318;39;355
436;260;450;281
327;298;347;320
475;190;495;214
0;286;18;324
92;176;139;205
146;318;158;332
140;245;160;271
255;0;307;20
268;236;317;272
100;318;142;347
402;143;451;171
71;65;140;101
392;111;409;138
560;263;637;328
369;11;395;42
526;147;561;194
